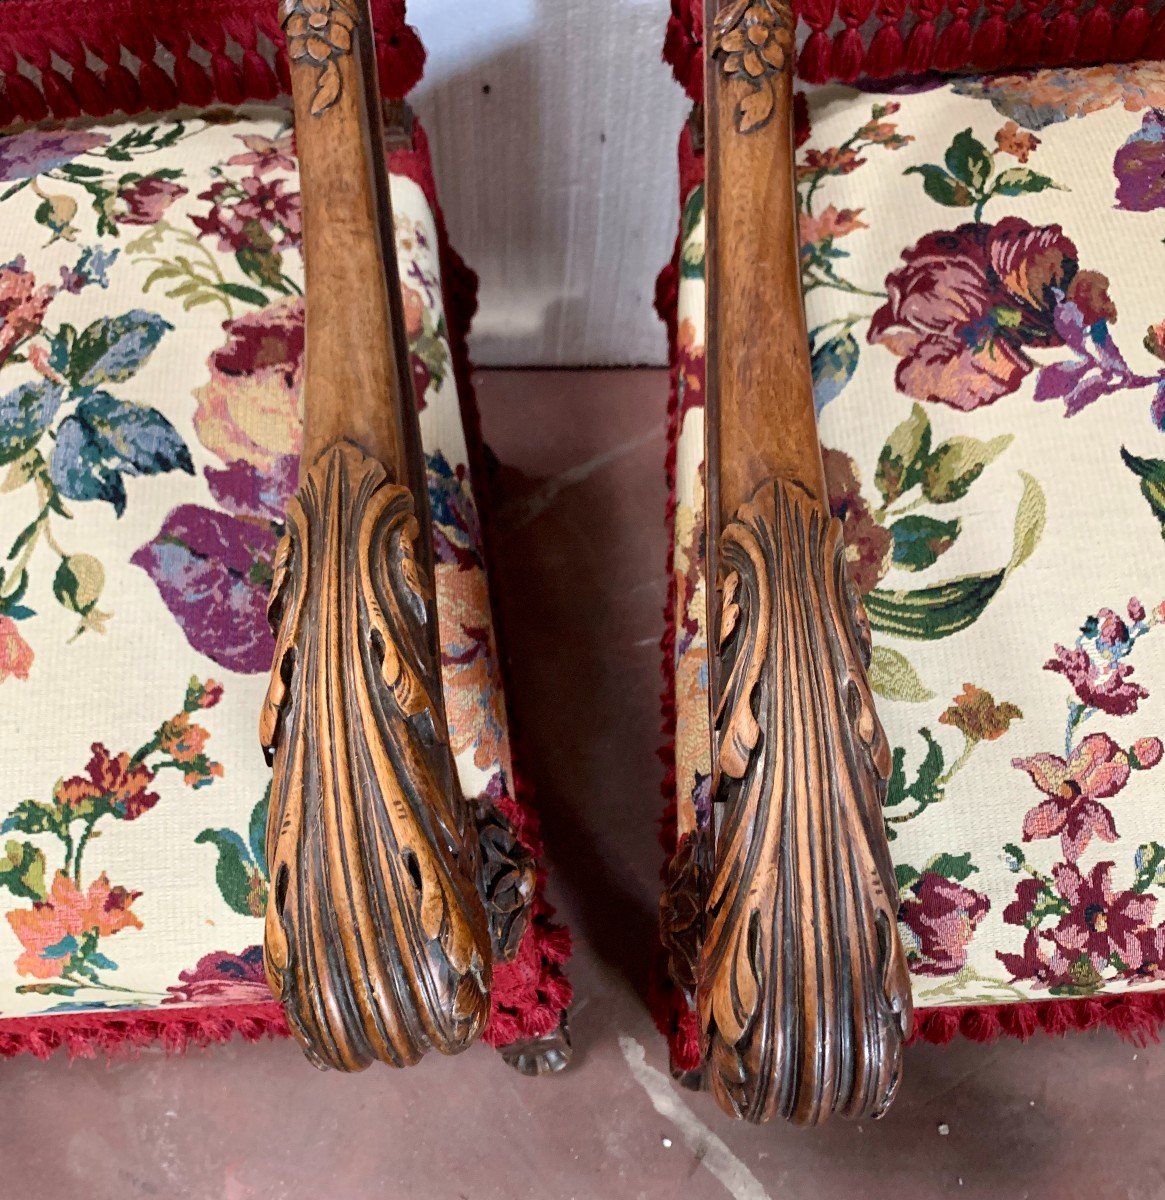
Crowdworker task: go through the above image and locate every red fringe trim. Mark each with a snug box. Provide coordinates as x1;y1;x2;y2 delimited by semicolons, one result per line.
0;1002;288;1061
650;102;1165;1072
663;0;1165;96
911;991;1165;1047
0;117;570;1063
0;0;425;128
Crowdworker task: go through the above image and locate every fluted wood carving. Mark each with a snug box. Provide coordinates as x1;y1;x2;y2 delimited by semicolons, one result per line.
701;478;912;1124
261;444;492;1070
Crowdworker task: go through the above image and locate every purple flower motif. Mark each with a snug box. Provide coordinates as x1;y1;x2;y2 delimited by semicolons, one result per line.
0;130;109;181
1114;109;1165;211
131;496;278;674
205;455;297;524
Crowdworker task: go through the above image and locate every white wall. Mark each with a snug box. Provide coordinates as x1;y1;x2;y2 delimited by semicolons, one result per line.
408;0;689;367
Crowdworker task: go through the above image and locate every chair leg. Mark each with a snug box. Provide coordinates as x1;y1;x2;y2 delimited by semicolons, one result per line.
692;0;914;1124
261;0;510;1071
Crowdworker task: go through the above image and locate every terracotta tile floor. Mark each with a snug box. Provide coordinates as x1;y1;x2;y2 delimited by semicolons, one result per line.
4;369;1162;1200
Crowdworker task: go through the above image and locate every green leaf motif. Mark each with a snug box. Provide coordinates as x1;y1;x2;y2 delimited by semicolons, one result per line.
894;863;921;893
1133;842;1165;893
944;129;993;190
0;800;62;837
868;645;935;703
0;380;64;466
0;839;47;901
1005;471;1046;578
922;434;1013;503
875;403;931;504
811;330;860;413
905;164;975;208
195;828;267;917
249;785;270;881
1122;446;1165;539
49;392;193;516
992;167;1060;196
865;570;1005;640
680;184;706;279
890;513;961;572
923;851;978;883
67;310;173;389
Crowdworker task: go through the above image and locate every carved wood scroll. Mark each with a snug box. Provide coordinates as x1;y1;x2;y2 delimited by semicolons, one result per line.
702;479;912;1123
261;445;491;1068
265;0;530;1071
694;0;914;1122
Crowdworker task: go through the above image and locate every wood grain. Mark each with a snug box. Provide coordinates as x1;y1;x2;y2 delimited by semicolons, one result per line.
697;0;913;1123
262;0;504;1071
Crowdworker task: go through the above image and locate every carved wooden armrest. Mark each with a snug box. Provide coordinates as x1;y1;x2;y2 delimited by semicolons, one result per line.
260;0;535;1071
668;0;914;1124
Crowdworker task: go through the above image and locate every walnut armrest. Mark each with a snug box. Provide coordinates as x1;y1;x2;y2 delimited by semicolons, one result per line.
260;0;532;1071
686;0;913;1124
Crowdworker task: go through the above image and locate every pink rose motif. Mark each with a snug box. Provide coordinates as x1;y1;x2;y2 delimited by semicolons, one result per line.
869;219;1113;410
0;615;33;682
116;175;188;225
1013;732;1135;861
0;256;55;366
163;945;273;1005
899;872;990;976
1045;644;1148;716
193;298;304;471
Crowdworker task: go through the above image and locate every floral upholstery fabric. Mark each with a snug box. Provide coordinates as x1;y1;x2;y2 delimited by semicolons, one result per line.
0;109;525;1025
669;61;1165;1011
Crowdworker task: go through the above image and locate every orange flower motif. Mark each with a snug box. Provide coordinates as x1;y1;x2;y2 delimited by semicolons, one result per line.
7;872;142;979
799;204;867;247
0;616;33;683
939;684;1023;743
57;743;159;821
995;121;1041;164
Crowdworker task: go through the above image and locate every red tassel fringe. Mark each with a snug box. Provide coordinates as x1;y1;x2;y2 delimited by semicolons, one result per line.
0;0;425;128
0;1003;288;1061
0;118;570;1063
650;116;1165;1072
663;0;1165;96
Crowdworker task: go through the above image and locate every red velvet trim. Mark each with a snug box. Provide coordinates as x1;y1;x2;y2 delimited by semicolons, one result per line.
651;113;1165;1071
0;117;570;1062
0;1002;288;1061
0;0;425;128
661;0;1165;95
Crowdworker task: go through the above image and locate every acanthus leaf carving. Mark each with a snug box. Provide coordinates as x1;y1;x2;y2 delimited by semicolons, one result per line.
701;476;914;1124
260;442;493;1071
475;801;537;962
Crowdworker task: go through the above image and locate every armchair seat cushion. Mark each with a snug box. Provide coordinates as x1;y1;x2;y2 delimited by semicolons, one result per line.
659;59;1165;1065
0;106;570;1058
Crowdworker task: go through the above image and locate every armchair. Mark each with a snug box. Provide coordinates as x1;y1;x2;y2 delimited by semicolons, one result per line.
0;0;571;1075
656;0;1165;1125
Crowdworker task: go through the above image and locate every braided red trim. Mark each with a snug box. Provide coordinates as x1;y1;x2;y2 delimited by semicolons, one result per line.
663;0;1165;97
0;0;425;128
